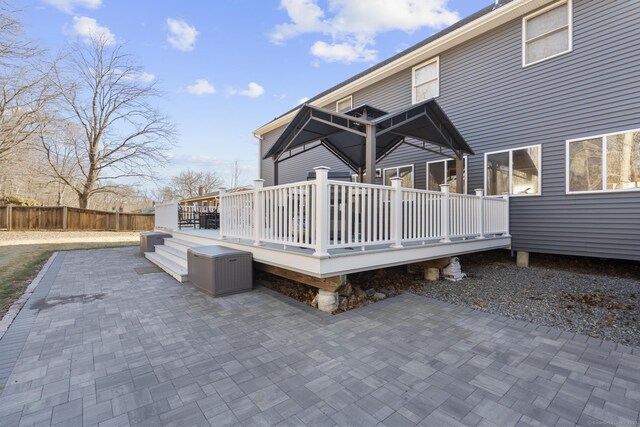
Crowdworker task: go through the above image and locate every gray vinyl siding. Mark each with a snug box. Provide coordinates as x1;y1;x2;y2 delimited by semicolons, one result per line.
259;0;640;261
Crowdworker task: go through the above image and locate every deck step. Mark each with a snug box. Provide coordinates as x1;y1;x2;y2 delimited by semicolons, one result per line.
163;237;200;252
145;252;188;283
155;245;187;268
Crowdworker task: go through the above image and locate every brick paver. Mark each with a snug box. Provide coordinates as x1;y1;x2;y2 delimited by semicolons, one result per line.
0;246;639;426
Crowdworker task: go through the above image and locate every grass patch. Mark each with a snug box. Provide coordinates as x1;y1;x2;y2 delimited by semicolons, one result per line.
0;241;136;318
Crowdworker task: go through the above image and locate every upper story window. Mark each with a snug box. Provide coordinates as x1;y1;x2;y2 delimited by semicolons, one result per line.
336;95;353;113
567;130;640;194
384;165;414;188
412;57;439;104
427;157;467;193
523;0;572;66
485;145;541;196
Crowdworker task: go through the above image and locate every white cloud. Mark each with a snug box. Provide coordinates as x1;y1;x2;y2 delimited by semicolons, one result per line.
296;96;309;105
186;79;215;95
122;71;155;82
269;0;459;63
70;16;115;45
228;82;265;98
239;82;265;98
42;0;101;13
134;72;155;83
166;18;198;51
310;41;376;63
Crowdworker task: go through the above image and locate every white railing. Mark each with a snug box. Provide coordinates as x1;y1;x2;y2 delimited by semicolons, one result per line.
449;193;482;238
327;181;394;249
484;195;509;235
219;190;253;239
260;181;316;248
154;200;179;230
219;167;510;256
401;189;444;242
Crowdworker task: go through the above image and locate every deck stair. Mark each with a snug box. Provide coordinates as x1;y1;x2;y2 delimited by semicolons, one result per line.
144;236;199;283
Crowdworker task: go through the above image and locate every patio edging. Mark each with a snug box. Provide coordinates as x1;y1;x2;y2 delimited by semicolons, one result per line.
0;252;58;340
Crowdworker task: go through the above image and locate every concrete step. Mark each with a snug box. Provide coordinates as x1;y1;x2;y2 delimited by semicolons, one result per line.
145;252;188;283
155;245;187;269
164;237;200;252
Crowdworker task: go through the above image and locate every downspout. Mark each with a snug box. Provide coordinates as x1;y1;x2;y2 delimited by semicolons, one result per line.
253;133;264;183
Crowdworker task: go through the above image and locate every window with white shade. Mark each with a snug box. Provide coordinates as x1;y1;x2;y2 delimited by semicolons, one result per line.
412;58;439;104
336;95;353;113
567;130;640;194
485;145;541;196
383;165;414;188
427;157;467;193
523;0;572;66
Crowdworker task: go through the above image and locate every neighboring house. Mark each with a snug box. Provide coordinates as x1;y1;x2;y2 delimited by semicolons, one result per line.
181;191;221;208
254;0;640;262
180;186;253;207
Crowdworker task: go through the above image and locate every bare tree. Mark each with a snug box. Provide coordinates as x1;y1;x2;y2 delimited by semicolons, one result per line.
0;4;53;160
165;169;224;199
230;160;241;188
40;36;175;208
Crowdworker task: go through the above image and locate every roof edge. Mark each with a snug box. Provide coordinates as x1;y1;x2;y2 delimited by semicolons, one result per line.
254;0;552;137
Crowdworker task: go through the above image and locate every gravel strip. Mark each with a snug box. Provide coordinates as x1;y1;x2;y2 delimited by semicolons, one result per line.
414;252;640;346
0;230;141;245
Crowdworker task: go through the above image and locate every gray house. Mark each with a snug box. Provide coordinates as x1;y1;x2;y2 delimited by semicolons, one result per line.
255;0;640;262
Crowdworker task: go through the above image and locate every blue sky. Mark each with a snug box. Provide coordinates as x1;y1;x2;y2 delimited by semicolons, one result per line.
18;0;485;187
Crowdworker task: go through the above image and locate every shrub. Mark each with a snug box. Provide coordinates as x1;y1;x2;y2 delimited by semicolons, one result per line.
0;195;41;206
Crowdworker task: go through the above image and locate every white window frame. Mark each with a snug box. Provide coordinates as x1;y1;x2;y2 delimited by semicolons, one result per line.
484;144;542;197
426;156;468;193
336;95;353;113
411;57;439;104
566;128;640;195
383;164;415;188
522;0;573;67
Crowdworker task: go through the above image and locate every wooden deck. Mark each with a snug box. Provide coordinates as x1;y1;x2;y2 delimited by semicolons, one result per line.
150;169;511;285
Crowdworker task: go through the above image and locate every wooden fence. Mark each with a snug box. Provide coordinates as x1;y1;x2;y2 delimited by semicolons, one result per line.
0;205;154;231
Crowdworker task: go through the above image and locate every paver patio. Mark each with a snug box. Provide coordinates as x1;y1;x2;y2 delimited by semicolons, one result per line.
0;247;639;427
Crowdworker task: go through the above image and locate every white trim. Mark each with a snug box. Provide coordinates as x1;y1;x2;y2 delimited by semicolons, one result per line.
383;164;415;188
484;144;542;197
426;156;468;193
255;0;560;136
335;95;353;112
412;57;440;104
522;0;573;67
565;128;640;195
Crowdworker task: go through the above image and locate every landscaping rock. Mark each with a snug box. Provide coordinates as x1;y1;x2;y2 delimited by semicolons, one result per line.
365;288;375;297
373;292;386;301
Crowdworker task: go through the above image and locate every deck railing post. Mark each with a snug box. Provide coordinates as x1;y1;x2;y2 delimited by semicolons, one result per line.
218;188;227;238
313;166;330;257
475;189;485;239
390;177;403;248
501;192;510;236
440;184;451;243
253;179;264;245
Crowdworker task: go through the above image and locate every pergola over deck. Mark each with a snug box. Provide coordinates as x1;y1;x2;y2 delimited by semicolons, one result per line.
264;99;474;192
